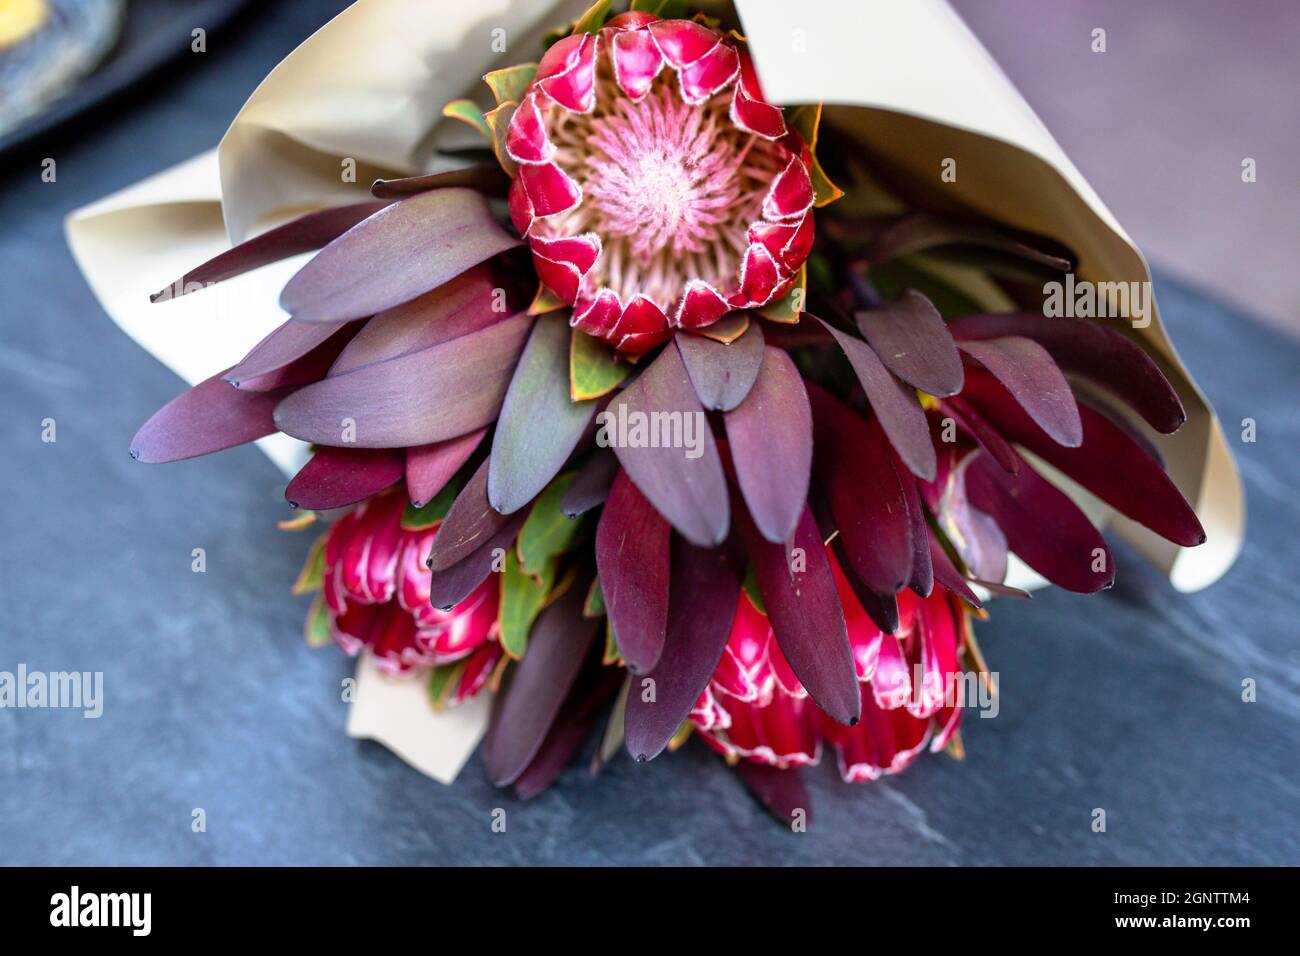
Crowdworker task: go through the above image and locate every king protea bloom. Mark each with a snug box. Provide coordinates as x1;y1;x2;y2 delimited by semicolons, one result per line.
126;3;1208;819
508;12;813;354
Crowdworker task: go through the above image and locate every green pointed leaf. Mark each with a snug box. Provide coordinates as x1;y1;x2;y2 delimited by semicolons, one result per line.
428;659;469;711
517;473;588;574
572;0;612;35
498;548;556;659
570;328;630;400
741;563;767;615
484;64;537;106
304;594;332;647
484;101;518;177
584;576;606;618
603;620;622;665
442;99;492;140
528;283;567;316
402;475;462;531
291;533;327;595
632;0;687;15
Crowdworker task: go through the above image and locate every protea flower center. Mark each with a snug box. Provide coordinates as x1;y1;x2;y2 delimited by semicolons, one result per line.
507;13;816;354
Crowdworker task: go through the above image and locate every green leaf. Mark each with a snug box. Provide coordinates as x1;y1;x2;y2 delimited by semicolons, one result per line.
583;576;606;618
291;533;327;595
498;549;556;659
441;99;492;140
602;620;622;665
516;473;587;575
528;283;567;316
402;476;462;531
304;594;332;647
631;0;687;16
484;63;537;106
741;563;767;615
484;101;518;177
427;660;469;711
570;328;630;400
572;0;612;35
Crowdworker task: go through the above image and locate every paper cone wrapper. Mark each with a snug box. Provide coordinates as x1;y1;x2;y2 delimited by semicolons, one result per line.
66;0;1244;784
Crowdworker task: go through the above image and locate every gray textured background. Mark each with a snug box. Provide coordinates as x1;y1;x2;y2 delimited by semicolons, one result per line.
0;1;1296;865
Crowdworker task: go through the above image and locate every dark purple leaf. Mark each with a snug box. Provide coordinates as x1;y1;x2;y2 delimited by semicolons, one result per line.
624;537;740;762
230;323;358;392
226;319;358;386
514;666;624;799
949;313;1185;433
280;188;520;323
724;347;812;543
130;370;285;463
855;290;964;396
674;322;765;411
285;446;403;510
560;449;619;518
938;396;1020;474
482;584;600;786
425;458;511;571
371;165;510;200
963;371;1205;547
490;316;597;514
737;501;859;727
606;344;729;547
830;535;901;633
863;212;1073;272
736;763;812;827
406;429;485;508
595;472;671;674
958;337;1082;447
812;316;936;482
927;530;982;608
427;513;525;609
328;264;505;375
807;384;913;595
272;312;532;448
964;452;1114;593
149;202;390;302
899;469;934;597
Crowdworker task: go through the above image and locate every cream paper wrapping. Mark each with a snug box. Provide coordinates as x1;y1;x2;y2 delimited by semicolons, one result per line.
65;0;1244;784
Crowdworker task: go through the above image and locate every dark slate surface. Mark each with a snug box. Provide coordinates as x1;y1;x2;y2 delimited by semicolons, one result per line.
1;1;1296;866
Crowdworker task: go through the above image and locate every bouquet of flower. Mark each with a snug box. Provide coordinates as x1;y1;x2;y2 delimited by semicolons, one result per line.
75;0;1241;822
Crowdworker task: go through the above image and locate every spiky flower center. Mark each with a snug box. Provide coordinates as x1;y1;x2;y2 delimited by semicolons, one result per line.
540;68;785;308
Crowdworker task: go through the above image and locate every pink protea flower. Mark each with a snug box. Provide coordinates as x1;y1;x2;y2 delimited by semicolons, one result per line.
318;491;501;696
692;550;967;781
507;12;815;354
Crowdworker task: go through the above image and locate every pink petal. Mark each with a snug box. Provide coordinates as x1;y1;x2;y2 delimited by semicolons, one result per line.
530;233;600;274
508;176;534;236
535;33;598;113
611;27;664;101
571;288;623;340
505;93;555;164
532;252;582;303
611;294;668;339
736;243;782;306
648;18;720;67
678;41;739;104
871;632;912;710
519;161;582;217
606;11;658;30
730;50;786;139
763;156;815;221
674;280;730;329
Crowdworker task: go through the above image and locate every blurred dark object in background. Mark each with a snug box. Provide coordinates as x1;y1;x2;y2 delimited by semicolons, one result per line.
0;0;251;164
